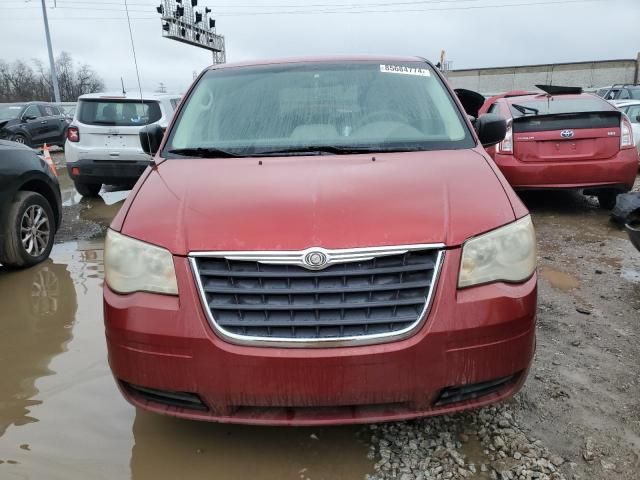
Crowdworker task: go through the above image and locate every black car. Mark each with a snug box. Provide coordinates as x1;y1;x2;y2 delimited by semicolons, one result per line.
0;140;62;268
0;102;69;149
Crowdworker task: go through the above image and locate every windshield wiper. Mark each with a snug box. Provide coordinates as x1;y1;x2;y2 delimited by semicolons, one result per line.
168;147;243;158
253;145;411;156
511;104;539;116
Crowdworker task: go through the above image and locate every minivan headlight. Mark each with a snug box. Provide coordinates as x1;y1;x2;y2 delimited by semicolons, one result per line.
458;215;536;288
105;229;178;295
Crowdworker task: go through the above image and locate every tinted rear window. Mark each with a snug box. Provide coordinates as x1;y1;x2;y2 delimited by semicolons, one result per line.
509;97;612;117
78;100;161;126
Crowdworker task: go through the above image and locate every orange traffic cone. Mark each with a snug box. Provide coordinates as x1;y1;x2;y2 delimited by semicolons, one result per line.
42;143;57;177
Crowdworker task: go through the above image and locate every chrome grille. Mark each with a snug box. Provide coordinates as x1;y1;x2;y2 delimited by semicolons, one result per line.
191;246;443;346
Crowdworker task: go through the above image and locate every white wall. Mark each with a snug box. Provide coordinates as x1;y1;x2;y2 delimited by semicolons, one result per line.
448;58;639;94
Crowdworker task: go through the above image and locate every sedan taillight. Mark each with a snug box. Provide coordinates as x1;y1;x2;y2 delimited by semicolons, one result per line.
621;116;634;149
67;126;80;143
497;120;513;154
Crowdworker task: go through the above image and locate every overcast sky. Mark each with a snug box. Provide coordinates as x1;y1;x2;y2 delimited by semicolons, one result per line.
1;0;639;94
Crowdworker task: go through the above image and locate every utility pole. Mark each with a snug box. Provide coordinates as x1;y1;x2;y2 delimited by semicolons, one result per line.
40;0;61;103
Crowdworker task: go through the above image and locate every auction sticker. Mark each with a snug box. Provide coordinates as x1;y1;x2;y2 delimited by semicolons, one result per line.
380;64;430;77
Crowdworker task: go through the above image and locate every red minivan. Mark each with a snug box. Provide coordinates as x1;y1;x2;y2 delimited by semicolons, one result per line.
481;87;638;209
103;57;537;426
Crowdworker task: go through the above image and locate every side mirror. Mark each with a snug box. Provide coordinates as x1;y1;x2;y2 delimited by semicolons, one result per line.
139;124;165;156
475;113;507;148
22;115;37;122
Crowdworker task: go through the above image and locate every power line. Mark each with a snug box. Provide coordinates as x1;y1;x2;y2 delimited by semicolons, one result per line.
2;0;605;19
22;0;491;7
7;0;605;11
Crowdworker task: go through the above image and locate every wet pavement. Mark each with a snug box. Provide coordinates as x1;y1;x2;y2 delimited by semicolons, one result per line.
0;156;639;479
0;164;374;480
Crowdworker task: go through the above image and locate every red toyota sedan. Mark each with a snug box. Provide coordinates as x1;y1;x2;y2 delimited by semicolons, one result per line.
481;88;638;209
103;57;537;426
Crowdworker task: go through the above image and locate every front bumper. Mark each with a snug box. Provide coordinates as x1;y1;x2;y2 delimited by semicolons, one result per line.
494;148;638;190
104;249;537;426
67;159;151;185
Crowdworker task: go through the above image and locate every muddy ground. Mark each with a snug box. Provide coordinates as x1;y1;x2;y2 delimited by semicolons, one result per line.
0;152;638;479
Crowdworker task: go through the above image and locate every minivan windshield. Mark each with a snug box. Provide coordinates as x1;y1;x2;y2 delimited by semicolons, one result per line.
78;99;161;126
0;104;24;122
166;62;474;157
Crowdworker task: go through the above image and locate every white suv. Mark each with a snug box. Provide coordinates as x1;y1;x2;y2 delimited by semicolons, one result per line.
65;92;181;196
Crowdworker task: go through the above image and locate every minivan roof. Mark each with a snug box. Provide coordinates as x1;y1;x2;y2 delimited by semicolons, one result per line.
78;92;181;100
207;55;428;71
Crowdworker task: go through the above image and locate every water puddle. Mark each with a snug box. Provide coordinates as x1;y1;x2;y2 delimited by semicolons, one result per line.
621;268;640;284
539;266;579;292
0;224;373;479
458;433;491;479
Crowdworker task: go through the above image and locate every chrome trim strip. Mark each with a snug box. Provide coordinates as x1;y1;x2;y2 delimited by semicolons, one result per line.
189;246;444;348
189;243;445;270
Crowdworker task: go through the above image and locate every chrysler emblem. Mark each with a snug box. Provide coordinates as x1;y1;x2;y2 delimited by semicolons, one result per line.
560;130;574;139
303;250;328;268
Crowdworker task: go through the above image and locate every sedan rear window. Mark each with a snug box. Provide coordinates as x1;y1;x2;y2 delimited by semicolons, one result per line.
509;97;613;118
78;100;161;126
166;62;474;156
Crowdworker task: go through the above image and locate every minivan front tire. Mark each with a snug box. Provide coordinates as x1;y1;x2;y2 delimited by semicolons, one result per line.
0;191;55;268
74;181;102;197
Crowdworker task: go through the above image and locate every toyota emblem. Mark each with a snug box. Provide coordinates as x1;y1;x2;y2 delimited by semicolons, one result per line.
560;130;574;139
304;250;328;268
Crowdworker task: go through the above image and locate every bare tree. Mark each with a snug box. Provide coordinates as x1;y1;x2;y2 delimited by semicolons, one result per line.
0;51;104;102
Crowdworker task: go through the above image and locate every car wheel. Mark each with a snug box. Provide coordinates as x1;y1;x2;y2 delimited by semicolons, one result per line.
74;181;102;197
596;191;618;210
0;191;55;268
12;134;29;147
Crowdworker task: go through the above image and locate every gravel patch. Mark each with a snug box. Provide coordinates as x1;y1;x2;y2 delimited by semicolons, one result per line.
366;403;567;480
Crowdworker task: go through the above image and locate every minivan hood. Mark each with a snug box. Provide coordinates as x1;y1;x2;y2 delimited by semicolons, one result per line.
120;150;516;255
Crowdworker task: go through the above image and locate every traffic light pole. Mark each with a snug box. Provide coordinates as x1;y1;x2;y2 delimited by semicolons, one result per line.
40;0;61;103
